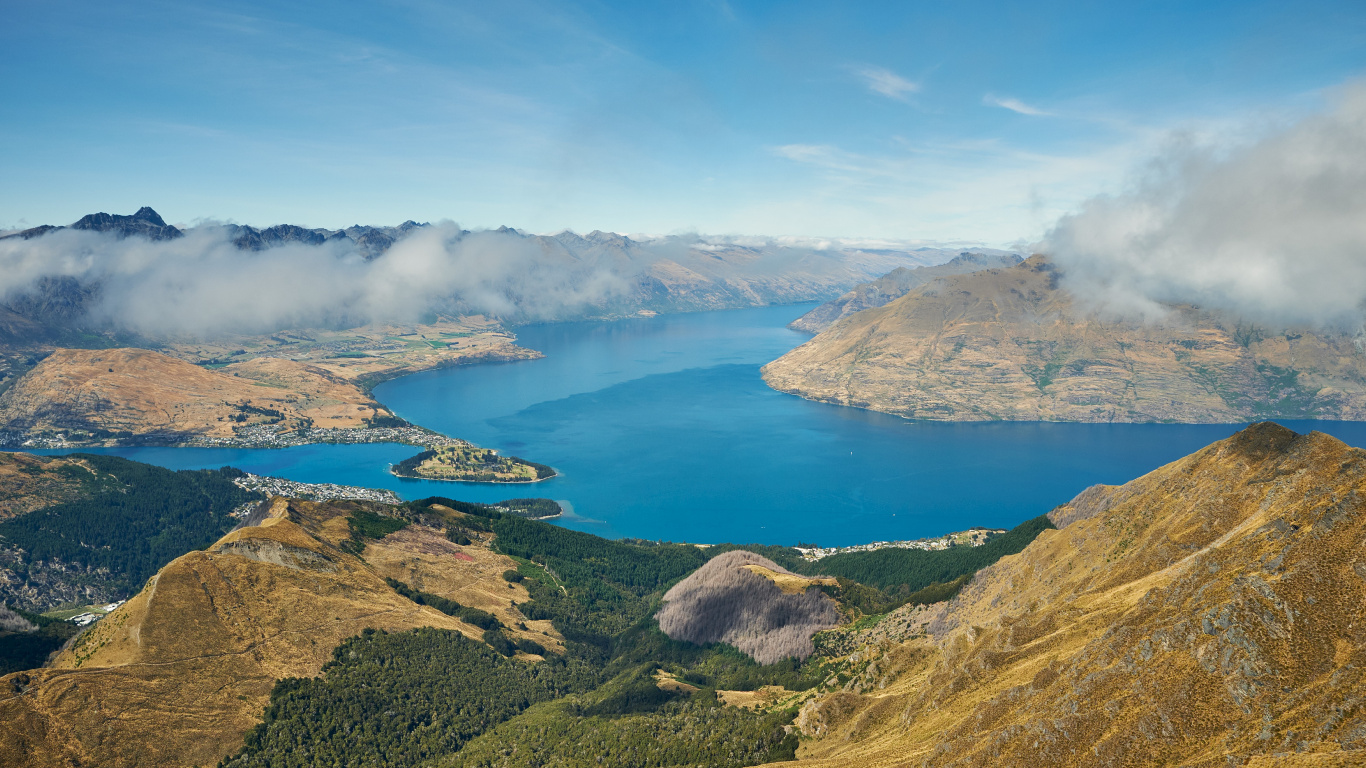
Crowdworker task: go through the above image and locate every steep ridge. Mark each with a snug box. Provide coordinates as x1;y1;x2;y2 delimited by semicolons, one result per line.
0;347;396;443
788;251;1023;333
0;497;552;768
764;256;1366;422
779;423;1366;767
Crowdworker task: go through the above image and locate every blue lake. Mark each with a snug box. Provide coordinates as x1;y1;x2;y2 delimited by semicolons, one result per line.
35;304;1366;547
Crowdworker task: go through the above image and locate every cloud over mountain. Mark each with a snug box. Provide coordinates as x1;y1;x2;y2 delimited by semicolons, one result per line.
1045;82;1366;328
0;214;949;340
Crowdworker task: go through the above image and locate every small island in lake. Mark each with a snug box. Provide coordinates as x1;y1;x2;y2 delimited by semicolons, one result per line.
391;445;556;483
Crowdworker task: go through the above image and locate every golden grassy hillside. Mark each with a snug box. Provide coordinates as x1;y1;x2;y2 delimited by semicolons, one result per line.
789;253;1023;333
0;347;397;441
0;497;555;768
768;423;1366;767
764;256;1366;422
158;315;542;390
0;452;101;519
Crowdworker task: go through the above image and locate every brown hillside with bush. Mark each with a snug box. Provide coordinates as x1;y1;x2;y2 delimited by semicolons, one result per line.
772;423;1366;767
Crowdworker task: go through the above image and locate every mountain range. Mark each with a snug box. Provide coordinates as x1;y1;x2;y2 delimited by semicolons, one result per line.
0;207;964;350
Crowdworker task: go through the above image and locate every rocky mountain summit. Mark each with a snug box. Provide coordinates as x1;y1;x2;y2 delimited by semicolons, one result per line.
765;255;1366;422
1;206;183;241
224;219;428;258
1;206;426;257
788;250;1023;333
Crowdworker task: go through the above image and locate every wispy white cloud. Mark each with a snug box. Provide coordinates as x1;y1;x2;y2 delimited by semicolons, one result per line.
770;143;895;177
983;94;1050;116
759;126;1157;244
857;66;919;100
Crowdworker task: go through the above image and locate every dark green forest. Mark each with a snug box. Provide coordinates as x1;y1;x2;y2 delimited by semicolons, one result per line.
220;628;601;768
440;668;799;768
0;455;262;595
806;514;1055;592
0;605;79;675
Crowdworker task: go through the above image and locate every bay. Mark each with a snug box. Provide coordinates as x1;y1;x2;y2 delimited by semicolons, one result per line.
35;304;1366;547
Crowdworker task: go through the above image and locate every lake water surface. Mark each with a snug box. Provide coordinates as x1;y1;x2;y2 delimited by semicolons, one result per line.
37;304;1366;546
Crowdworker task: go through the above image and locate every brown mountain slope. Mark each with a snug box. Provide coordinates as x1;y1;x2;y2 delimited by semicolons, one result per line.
0;452;105;519
0;347;398;442
770;423;1366;767
763;256;1366;422
0;497;554;768
788;252;1023;333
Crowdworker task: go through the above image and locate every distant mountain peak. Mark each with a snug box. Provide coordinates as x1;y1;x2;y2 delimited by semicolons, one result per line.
70;207;182;241
585;230;632;247
131;207;167;225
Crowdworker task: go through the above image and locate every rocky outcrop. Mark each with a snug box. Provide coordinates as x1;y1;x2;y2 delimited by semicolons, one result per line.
656;550;840;664
764;255;1366;423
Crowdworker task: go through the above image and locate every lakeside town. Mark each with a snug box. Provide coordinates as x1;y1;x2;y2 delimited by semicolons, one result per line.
188;424;468;449
1;424;468;450
794;526;1006;561
231;473;402;515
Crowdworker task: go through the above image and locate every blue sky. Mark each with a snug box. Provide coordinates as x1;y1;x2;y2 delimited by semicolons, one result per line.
2;0;1364;243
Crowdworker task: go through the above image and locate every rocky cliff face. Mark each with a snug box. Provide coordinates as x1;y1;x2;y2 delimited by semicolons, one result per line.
788;251;1023;333
0;497;551;768
656;551;841;664
785;423;1366;767
764;255;1366;423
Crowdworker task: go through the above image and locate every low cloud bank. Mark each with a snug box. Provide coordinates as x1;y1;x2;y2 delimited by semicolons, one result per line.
0;220;959;339
1046;83;1366;328
0;223;634;337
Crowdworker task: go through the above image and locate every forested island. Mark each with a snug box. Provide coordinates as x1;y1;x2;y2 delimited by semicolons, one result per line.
391;445;557;483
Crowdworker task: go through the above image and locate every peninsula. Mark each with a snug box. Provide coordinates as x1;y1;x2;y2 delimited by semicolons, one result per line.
0;315;538;449
765;255;1366;423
